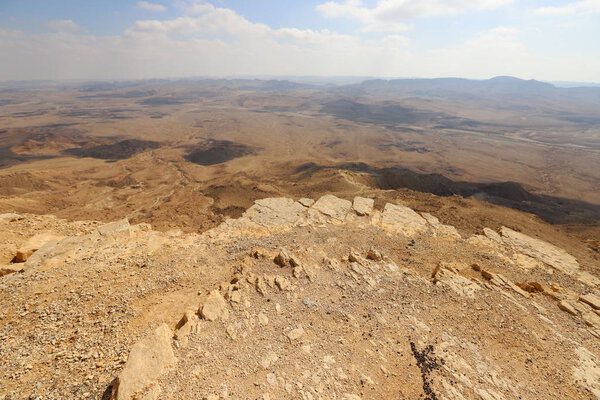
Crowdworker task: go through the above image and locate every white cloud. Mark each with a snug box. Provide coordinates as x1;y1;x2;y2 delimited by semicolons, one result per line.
1;3;599;82
317;0;515;32
130;3;270;37
535;0;600;16
137;1;167;12
47;19;80;32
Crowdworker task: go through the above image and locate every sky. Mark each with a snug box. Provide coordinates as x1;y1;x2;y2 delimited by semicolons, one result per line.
0;0;599;81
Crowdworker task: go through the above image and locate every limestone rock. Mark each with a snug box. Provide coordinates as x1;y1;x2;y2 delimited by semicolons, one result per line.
573;300;593;315
483;228;502;243
298;198;314;207
380;203;429;237
174;310;199;347
14;232;64;262
97;219;131;240
466;234;500;249
580;294;600;310
480;269;495;280
311;195;352;221
228;289;242;304
500;227;579;274
0;267;19;277
576;271;600;288
421;213;461;239
111;324;176;400
573;347;600;399
513;253;544;270
274;248;299;268
366;248;383;261
489;273;531;298
515;282;544;293
243;197;307;228
287;326;305;341
274;248;302;271
352;197;374;216
433;267;481;298
258;312;269;326
274;276;291;291
348;249;365;263
0;212;21;222
582;311;600;329
256;277;268;296
200;290;229;321
260;351;279;369
558;300;578;316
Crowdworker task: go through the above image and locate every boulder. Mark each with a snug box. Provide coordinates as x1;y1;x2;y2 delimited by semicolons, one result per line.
274;276;291;291
352;197;374;216
421;213;461;239
311;195;352;221
111;324;176;400
348;249;364;263
273;248;300;268
97;219;131;240
500;227;579;275
380;203;429;237
174;310;199;347
14;232;65;263
200;290;229;321
274;248;291;267
366;248;383;261
432;267;481;299
243;198;306;228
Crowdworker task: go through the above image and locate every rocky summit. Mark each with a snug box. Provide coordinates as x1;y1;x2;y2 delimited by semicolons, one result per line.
1;195;599;400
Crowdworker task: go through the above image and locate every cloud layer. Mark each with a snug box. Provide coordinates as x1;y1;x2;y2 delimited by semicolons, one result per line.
47;19;81;33
0;1;599;81
137;1;167;12
316;0;515;32
535;0;600;16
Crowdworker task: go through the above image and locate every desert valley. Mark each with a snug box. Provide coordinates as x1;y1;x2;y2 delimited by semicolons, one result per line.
1;76;599;399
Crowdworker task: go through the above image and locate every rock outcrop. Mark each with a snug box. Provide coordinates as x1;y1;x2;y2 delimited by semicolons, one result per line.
14;232;64;262
500;227;580;274
380;203;429;236
111;324;176;400
2;195;598;400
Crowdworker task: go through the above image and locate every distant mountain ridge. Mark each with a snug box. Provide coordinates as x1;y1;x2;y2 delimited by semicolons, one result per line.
345;76;600;103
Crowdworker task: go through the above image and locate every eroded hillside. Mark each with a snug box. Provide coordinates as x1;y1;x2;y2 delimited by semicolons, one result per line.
1;195;598;399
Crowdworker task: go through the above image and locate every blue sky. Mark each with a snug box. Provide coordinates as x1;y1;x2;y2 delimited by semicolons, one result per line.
0;0;599;81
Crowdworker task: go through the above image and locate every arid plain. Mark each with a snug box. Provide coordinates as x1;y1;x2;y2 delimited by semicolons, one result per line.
2;77;600;399
0;77;599;242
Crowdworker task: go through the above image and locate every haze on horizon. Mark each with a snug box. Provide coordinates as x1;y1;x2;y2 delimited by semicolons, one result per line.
1;0;600;82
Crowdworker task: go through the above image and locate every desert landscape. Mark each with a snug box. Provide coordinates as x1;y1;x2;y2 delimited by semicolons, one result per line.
4;0;600;397
0;77;599;232
1;76;599;399
1;75;600;399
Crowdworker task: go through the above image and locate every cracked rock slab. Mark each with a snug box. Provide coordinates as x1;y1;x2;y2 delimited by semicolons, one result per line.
500;227;579;275
380;203;429;237
311;195;352;221
111;324;176;400
243;198;307;228
352;197;374;216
